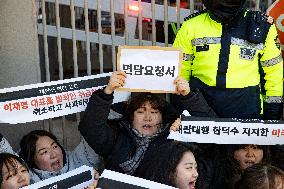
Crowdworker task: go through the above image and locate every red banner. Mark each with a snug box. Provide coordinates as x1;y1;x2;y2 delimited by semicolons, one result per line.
268;0;284;59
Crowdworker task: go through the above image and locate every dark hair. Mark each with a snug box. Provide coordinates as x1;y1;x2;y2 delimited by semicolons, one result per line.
0;153;29;184
136;141;198;187
235;163;284;189
124;93;167;122
220;144;271;188
19;130;65;169
230;144;270;172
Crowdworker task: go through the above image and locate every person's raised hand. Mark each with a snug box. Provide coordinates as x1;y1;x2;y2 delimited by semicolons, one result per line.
104;71;127;94
174;76;190;96
169;118;181;132
88;169;100;189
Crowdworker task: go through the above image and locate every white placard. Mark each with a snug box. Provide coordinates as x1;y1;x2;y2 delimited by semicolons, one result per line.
98;169;177;189
168;112;284;145
0;73;130;124
117;46;182;93
21;165;94;189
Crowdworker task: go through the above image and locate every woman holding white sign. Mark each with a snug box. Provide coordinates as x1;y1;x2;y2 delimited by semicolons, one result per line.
79;71;207;176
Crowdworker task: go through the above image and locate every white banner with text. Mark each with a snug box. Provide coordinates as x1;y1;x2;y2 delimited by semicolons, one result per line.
97;169;177;189
0;73;130;124
168;112;284;145
21;165;94;189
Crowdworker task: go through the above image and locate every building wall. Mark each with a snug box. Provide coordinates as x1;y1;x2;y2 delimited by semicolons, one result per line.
0;0;42;151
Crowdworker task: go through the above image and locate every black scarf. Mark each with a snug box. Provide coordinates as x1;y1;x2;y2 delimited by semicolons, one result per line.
203;0;246;26
118;122;164;175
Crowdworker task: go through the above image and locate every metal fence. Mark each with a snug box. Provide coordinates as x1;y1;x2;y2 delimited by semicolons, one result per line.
35;0;275;147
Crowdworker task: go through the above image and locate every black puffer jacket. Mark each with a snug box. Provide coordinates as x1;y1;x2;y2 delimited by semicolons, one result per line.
78;89;178;175
79;88;216;175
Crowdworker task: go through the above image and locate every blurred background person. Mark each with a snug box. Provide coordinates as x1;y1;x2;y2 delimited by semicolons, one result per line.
235;163;284;189
198;144;270;189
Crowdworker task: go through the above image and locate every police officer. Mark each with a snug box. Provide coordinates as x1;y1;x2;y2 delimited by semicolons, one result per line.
173;0;283;119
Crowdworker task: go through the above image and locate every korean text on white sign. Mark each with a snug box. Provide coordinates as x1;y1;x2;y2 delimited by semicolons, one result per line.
168;112;284;145
117;46;182;93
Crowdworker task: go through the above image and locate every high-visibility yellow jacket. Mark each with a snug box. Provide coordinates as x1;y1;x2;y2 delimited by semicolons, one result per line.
173;10;283;119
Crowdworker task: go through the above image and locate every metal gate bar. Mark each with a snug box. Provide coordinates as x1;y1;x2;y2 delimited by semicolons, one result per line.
110;0;116;71
151;0;156;45
97;0;104;73
36;0;275;148
84;0;91;76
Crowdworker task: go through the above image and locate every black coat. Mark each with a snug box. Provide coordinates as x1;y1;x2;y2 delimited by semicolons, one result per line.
78;89;178;175
79;89;217;175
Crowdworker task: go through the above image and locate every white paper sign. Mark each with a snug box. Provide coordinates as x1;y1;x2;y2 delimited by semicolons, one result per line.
118;46;182;93
21;165;94;189
0;73;130;124
98;169;177;189
168;113;284;145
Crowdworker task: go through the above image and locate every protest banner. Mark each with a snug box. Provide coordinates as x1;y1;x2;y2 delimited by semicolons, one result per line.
117;46;182;93
267;0;284;59
21;165;94;189
0;73;130;124
168;111;284;145
97;169;177;189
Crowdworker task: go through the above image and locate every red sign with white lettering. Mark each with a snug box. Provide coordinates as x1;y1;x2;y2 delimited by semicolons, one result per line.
268;0;284;59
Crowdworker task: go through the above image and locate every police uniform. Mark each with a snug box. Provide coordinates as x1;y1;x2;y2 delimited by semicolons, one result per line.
173;10;283;119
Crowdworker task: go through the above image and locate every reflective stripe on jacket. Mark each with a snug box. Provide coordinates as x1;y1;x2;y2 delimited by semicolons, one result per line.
173;10;283;119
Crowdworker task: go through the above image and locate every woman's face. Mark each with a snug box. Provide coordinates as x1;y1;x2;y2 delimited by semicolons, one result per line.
1;159;30;189
234;145;263;170
34;136;64;172
132;101;162;136
174;151;198;189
